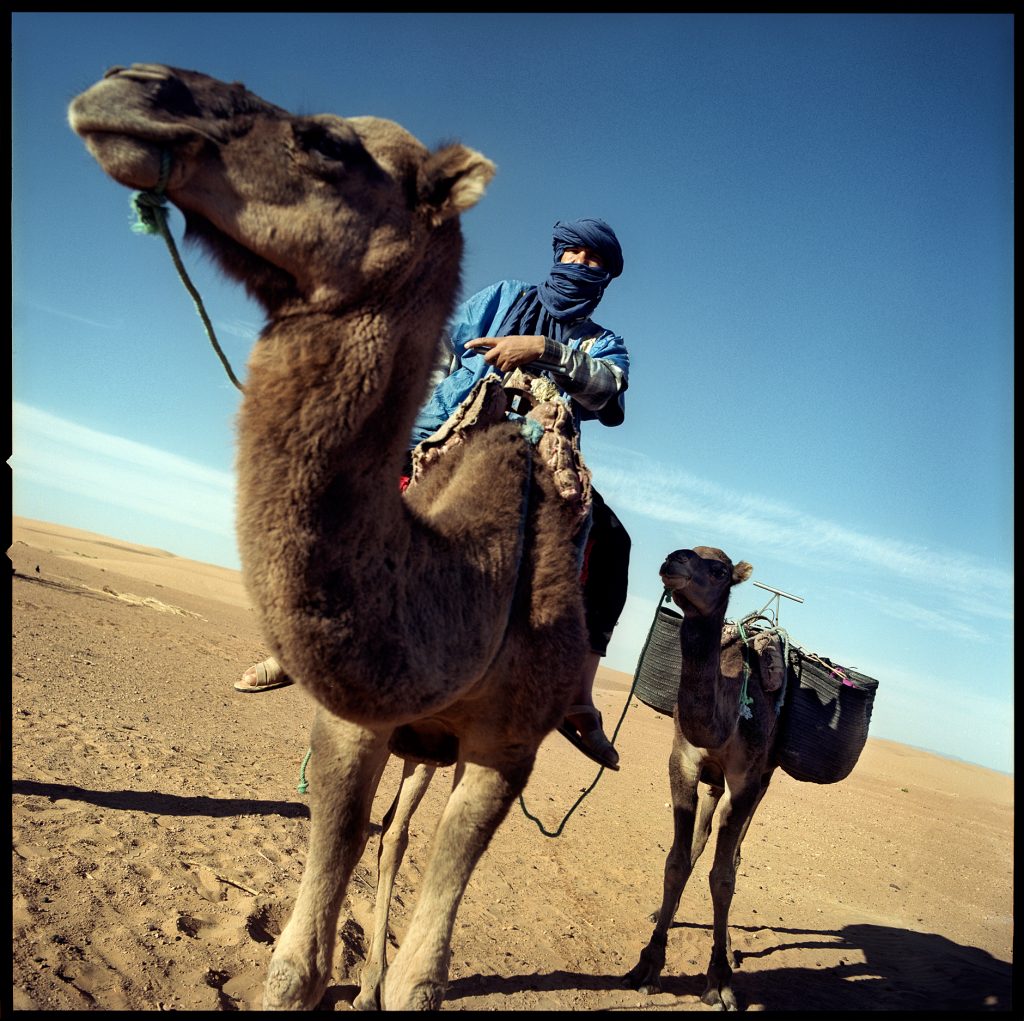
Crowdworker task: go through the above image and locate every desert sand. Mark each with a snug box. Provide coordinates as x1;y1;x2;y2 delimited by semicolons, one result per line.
10;516;1013;1012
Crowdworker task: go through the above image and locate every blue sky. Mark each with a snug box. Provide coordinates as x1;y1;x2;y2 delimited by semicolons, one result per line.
11;13;1014;773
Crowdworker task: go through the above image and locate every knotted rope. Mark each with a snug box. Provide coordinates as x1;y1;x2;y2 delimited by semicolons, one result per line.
130;150;245;393
735;613;791;718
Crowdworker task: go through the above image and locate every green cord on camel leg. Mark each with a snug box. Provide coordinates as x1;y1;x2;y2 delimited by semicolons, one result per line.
297;748;312;794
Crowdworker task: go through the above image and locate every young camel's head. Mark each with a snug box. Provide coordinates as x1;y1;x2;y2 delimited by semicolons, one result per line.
660;547;753;618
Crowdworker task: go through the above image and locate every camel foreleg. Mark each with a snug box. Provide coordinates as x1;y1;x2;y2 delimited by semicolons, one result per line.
264;710;391;1011
354;760;436;1011
626;749;702;995
381;755;532;1010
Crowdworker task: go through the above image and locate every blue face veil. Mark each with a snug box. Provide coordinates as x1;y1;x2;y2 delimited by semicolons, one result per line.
497;218;624;342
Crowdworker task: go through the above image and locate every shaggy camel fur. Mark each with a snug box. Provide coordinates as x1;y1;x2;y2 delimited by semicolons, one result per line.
70;64;592;1011
626;547;783;1011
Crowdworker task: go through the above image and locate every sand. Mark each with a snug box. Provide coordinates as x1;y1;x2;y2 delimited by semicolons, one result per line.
9;516;1013;1012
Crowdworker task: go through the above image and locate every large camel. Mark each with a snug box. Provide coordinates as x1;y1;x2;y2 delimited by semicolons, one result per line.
69;64;593;1011
626;547;783;1011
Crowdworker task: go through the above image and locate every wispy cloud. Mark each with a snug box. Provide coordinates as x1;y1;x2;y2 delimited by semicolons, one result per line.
214;316;262;341
588;444;1013;627
11;402;235;538
848;590;991;642
15;299;123;331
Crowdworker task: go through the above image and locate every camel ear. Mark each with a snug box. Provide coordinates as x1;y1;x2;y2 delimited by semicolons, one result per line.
732;561;753;585
418;144;497;226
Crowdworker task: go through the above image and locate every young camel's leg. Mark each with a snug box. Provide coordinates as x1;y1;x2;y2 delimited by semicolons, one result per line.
626;744;703;994
381;753;533;1010
699;772;773;1011
646;778;721;925
264;709;392;1011
691;779;723;866
354;761;436;1011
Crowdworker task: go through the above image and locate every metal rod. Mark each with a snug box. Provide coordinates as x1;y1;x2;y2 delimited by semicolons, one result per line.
752;580;804;603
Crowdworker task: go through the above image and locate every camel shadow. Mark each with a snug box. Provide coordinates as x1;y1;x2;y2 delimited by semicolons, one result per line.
718;920;1012;1012
325;919;1008;1012
11;778;310;820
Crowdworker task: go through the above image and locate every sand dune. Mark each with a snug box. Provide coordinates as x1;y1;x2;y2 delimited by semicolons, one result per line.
10;517;1013;1011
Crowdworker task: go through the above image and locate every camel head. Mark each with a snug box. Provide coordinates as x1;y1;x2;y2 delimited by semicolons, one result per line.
660;547;753;618
68;63;496;315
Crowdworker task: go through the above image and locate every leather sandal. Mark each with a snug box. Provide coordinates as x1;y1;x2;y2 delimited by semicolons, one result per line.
234;656;293;693
557;704;620;771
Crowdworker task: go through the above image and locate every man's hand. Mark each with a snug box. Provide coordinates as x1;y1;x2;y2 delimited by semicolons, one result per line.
465;335;545;372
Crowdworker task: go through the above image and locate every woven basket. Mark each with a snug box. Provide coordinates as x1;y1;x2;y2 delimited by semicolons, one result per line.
776;648;878;784
632;605;683;716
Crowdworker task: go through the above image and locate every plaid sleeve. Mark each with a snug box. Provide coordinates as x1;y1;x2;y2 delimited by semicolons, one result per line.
532;336;626;412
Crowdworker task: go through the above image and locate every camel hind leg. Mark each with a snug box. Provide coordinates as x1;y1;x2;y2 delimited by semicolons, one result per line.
691;777;723;866
381;753;533;1010
354;760;436;1011
264;709;391;1011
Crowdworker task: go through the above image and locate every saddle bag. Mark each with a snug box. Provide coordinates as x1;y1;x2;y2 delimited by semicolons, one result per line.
632;604;684;717
775;648;879;784
631;598;880;785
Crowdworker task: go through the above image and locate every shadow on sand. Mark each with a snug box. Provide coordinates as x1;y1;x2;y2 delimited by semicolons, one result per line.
12;778;311;820
324;919;1011;1013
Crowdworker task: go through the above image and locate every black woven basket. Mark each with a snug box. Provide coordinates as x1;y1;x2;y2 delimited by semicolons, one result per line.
632;605;683;716
776;648;878;784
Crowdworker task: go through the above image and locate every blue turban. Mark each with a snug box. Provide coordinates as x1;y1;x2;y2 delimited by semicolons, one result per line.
498;217;624;341
551;218;624;279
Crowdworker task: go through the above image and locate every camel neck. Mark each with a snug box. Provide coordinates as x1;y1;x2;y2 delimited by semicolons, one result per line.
238;304;429;550
676;609;734;746
230;295;536;726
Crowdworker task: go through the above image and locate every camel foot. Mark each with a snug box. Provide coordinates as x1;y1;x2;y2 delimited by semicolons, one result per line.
700;988;738;1011
382;977;446;1012
352;986;381;1011
262;956;325;1011
353;962;384;1012
624;953;664;996
700;977;739;1011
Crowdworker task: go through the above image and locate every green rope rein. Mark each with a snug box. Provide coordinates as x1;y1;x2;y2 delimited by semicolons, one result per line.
295;592;666;835
516;587;666;838
130;151;245;393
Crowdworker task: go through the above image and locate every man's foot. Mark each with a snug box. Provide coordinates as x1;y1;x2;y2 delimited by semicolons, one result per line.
556;705;620;771
234;656;294;693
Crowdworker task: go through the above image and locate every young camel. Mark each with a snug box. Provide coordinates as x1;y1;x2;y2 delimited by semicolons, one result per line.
69;64;592;1011
626;547;782;1011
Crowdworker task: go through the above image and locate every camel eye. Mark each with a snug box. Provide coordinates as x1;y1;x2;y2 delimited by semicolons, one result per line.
706;562;730;580
296;125;354;164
